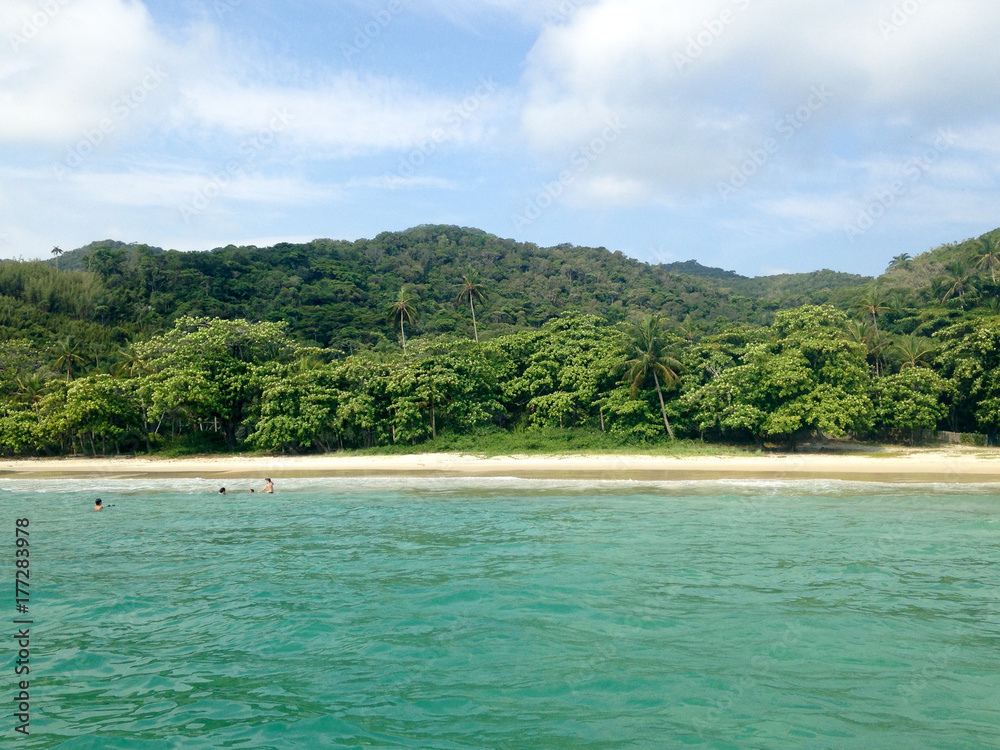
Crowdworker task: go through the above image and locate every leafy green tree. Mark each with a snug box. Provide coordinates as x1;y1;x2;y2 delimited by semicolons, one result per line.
247;356;343;453
937;317;1000;434
487;313;625;430
456;271;487;343
871;368;949;437
58;374;142;454
596;386;661;440
685;306;872;447
624;315;681;439
135;317;299;449
386;342;501;442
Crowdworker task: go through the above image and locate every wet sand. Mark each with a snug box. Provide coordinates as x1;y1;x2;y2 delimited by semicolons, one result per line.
1;448;999;482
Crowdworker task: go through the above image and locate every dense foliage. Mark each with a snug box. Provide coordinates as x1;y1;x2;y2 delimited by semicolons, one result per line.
1;225;999;455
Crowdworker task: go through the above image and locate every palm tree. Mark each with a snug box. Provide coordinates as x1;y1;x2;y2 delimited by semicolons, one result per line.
387;287;418;355
887;253;912;271
974;238;1000;284
892;334;935;370
15;374;48;416
856;287;888;334
52;337;85;381
941;261;976;308
110;345;149;379
456;272;487;343
845;319;890;376
624;315;681;439
50;246;64;269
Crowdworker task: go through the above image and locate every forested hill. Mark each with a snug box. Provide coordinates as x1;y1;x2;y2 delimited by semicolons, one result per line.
3;223;1000;457
32;224;871;353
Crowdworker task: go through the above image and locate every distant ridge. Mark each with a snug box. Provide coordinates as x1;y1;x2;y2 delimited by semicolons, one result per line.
661;260;746;281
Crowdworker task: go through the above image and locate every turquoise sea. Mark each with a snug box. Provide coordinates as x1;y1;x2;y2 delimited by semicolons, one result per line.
1;477;998;749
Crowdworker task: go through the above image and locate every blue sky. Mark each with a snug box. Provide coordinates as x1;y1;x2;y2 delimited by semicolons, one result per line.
3;0;999;276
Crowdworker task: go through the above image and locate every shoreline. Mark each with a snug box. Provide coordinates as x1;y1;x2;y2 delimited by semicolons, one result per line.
1;448;999;483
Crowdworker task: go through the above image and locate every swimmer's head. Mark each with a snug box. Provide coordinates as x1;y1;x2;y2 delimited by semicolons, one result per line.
95;499;102;506
219;487;226;494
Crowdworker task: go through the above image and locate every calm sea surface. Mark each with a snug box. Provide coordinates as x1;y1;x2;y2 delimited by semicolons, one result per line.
1;477;998;749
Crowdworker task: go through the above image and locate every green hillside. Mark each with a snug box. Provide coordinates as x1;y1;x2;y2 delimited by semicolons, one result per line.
1;223;997;457
36;225;891;350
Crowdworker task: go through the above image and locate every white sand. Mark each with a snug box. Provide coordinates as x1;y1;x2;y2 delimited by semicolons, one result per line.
1;448;999;482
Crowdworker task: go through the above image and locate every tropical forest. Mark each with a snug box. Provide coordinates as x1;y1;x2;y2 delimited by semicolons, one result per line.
2;224;999;456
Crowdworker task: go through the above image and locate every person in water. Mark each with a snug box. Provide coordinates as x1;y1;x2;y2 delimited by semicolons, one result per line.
219;487;226;495
94;498;103;511
263;478;274;493
249;488;255;493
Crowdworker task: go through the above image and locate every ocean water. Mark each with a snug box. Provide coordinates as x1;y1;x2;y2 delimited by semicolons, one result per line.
1;477;998;749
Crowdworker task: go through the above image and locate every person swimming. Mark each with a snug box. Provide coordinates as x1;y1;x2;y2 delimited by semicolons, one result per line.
219;487;226;495
263;478;274;494
94;498;103;511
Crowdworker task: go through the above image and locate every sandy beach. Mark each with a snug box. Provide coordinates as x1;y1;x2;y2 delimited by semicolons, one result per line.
1;447;999;482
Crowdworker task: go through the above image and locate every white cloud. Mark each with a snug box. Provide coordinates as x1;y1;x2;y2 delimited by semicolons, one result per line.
1;0;510;157
1;0;172;144
420;0;600;27
519;0;1000;207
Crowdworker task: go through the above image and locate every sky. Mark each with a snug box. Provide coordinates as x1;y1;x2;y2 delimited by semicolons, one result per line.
2;0;999;277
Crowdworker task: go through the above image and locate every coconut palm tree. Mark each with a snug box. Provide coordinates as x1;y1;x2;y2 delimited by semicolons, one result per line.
887;253;912;271
845;319;890;376
856;287;888;334
110;345;149;379
52;337;85;381
15;374;48;415
940;261;976;308
624;315;681;439
892;334;935;370
974;238;1000;283
50;246;64;269
456;271;487;343
387;287;418;355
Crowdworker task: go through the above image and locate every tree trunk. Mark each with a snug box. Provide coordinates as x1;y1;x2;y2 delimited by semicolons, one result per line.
599;409;605;432
470;298;479;343
400;320;407;355
430;401;436;439
653;371;675;439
